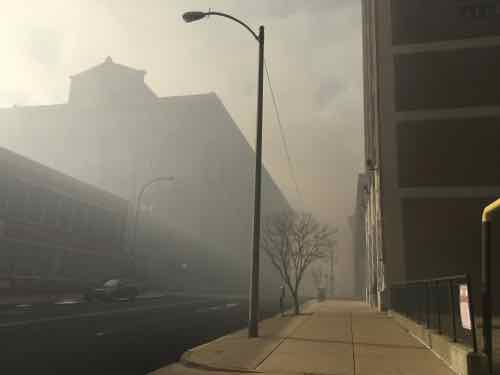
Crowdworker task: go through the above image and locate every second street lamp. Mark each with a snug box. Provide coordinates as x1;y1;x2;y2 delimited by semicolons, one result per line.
182;10;264;338
132;176;175;277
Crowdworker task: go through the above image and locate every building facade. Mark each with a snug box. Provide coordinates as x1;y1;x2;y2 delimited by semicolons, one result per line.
351;174;367;300
0;57;290;295
0;146;129;292
361;0;500;309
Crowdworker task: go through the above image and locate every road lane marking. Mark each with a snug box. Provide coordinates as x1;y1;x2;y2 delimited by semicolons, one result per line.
54;300;82;305
195;303;240;313
15;304;32;308
0;299;208;329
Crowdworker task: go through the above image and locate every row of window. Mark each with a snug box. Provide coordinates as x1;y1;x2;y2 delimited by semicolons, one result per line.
391;0;500;46
0;242;124;281
459;4;500;19
0;176;124;245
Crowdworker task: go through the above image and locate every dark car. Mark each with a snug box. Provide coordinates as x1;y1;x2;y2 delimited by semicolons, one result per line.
84;279;139;302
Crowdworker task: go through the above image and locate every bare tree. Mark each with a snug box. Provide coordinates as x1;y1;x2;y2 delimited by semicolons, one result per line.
262;211;337;314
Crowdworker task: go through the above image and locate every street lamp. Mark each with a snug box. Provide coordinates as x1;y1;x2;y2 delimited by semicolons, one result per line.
132;176;175;276
182;10;264;338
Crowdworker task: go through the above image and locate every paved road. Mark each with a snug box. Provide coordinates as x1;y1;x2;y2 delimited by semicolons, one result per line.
0;293;294;375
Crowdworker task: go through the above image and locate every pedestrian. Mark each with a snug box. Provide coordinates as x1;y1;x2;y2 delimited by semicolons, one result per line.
279;285;286;317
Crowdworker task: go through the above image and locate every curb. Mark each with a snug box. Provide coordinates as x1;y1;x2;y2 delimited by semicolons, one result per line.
180;351;262;373
178;299;318;373
389;310;474;375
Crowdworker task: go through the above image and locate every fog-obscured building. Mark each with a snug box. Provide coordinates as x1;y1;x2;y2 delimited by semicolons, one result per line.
0;146;129;292
361;0;500;309
0;57;290;294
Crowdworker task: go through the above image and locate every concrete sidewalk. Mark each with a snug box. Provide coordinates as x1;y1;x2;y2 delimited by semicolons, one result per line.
149;300;456;375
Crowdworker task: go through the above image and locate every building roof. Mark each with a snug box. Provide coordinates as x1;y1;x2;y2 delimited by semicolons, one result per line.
70;56;146;79
0;145;126;210
68;56;156;106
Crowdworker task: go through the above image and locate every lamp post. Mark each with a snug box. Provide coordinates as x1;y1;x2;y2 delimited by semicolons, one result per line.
329;248;335;299
182;10;264;338
132;176;175;277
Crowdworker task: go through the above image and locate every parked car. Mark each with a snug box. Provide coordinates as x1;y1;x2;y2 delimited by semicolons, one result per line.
84;279;139;302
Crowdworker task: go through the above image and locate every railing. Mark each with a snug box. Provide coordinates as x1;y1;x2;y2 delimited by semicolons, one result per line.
390;274;478;352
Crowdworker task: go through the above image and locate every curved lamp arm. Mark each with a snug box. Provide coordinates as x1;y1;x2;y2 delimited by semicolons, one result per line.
136;176;174;210
206;11;259;41
132;176;174;258
183;10;259;41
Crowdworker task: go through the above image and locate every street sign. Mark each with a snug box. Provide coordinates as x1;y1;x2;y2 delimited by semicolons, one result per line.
459;284;472;330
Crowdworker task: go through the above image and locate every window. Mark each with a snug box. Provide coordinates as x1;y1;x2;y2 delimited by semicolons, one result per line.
81;205;90;234
59;196;73;231
0;175;6;215
459;4;500;19
71;202;83;233
398;117;500;187
88;207;101;241
25;186;43;223
391;0;500;45
394;47;500;111
102;210;115;242
44;190;60;227
109;214;123;244
7;179;27;218
38;189;50;224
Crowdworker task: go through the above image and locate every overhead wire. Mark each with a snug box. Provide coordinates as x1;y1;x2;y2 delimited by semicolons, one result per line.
263;59;304;209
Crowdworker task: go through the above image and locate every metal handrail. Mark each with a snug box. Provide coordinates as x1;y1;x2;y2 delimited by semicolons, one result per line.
390;274;478;353
391;274;468;287
481;198;500;373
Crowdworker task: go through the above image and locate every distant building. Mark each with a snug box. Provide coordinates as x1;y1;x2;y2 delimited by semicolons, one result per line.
0;146;128;291
360;0;500;309
0;57;290;294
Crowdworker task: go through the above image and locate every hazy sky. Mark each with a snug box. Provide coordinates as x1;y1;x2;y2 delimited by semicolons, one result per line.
0;0;363;265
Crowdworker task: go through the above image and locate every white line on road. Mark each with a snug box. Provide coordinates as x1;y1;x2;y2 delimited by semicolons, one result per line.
54;300;82;305
0;300;208;329
15;304;32;308
195;303;240;313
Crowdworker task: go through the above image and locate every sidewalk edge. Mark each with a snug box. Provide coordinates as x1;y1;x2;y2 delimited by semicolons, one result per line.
180;352;262;373
178;299;317;373
389;310;472;375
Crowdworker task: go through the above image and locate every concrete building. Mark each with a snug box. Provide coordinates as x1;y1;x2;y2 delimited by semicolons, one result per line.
0;57;290;295
360;0;500;309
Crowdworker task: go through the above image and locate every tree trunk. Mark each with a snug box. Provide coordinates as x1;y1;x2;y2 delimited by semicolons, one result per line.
293;292;300;315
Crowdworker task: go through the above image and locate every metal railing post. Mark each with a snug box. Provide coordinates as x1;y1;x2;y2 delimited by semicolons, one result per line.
449;279;457;342
391;274;477;350
466;274;478;353
419;284;424;323
436;281;442;334
425;282;431;328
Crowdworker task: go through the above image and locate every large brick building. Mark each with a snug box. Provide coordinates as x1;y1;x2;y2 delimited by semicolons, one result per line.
0;57;290;294
0;145;129;292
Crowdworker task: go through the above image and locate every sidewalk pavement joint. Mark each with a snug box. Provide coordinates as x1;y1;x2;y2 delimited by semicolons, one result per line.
254;311;315;369
349;313;356;375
